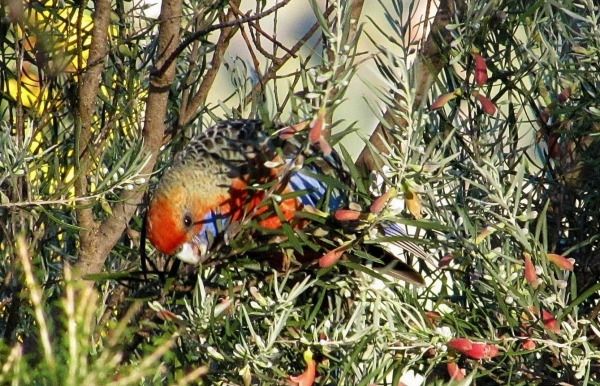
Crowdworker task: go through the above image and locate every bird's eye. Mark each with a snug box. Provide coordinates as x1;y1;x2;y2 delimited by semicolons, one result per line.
183;214;193;228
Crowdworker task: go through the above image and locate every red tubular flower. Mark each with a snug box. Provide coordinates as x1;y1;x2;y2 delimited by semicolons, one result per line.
438;253;454;267
448;338;499;360
473;53;488;86
463;342;499;360
370;188;396;214
278;121;310;139
319;245;347;268
156;310;177;322
447;362;465;381
475;93;496;115
447;338;473;352
431;91;457;110
523;252;538;285
522;339;536;350
308;109;332;156
541;309;560;333
309;112;323;144
529;307;560;333
546;253;574;271
289;350;316;386
334;209;363;221
425;311;442;325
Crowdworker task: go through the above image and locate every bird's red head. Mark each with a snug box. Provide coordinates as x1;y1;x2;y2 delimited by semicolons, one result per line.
146;180;233;259
146;192;191;255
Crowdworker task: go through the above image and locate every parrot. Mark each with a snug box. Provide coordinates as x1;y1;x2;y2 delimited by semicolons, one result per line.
146;119;428;284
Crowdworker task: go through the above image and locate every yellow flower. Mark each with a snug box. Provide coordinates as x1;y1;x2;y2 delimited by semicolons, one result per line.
23;1;96;74
7;62;47;111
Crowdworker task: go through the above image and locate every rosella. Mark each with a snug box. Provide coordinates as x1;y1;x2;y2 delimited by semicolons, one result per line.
146;119;427;284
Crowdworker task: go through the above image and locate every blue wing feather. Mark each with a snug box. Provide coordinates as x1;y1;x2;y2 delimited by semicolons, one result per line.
379;222;429;260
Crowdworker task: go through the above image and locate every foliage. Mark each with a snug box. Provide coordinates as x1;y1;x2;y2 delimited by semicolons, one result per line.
1;0;600;385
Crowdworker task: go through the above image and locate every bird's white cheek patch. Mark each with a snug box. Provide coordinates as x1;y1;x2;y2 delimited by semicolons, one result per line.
176;241;209;264
176;243;200;264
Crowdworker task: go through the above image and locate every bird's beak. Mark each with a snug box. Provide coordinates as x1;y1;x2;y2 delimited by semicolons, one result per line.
176;241;209;264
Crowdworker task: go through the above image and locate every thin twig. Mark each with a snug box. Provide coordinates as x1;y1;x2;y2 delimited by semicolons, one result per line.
228;1;296;58
241;5;336;108
180;2;241;125
234;8;262;91
152;0;291;78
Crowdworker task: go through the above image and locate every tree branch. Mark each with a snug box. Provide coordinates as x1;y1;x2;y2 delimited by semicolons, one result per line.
180;1;242;126
73;0;112;280
72;0;183;282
